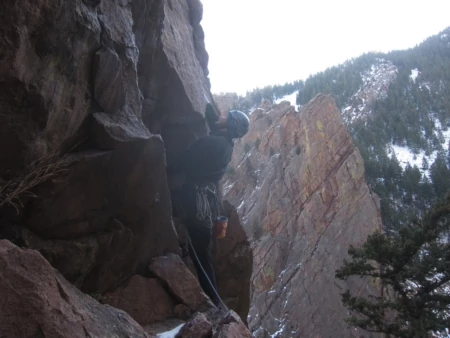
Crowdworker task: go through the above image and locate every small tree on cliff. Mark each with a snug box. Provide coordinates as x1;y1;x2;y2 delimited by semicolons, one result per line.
336;195;450;337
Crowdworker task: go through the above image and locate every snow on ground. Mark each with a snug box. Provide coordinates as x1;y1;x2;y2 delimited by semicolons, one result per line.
343;59;398;123
389;144;425;169
410;68;420;83
270;324;286;338
156;324;185;338
435;328;450;338
419;81;431;92
274;91;299;109
388;119;450;177
247;104;258;115
237;199;245;211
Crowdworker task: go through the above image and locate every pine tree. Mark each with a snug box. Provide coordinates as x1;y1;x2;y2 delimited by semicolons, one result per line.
336;195;450;337
421;157;429;171
430;153;450;199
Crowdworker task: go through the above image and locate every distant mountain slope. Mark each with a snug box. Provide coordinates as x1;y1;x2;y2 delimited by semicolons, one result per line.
296;27;450;230
218;27;450;231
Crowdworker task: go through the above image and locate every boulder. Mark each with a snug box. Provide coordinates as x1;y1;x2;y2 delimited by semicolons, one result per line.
0;240;152;338
149;254;213;312
178;312;212;338
100;275;175;325
213;311;253;338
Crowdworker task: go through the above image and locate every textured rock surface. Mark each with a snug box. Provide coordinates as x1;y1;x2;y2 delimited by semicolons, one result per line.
0;240;153;338
178;312;212;338
23;138;180;293
149;254;213;312
213;311;253;338
223;94;382;337
0;0;217;295
0;0;256;336
100;275;175;325
213;201;253;323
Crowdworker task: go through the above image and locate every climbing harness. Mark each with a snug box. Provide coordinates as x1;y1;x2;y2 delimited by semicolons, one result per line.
195;183;221;222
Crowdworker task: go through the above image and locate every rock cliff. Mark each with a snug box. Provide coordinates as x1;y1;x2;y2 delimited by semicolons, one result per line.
1;0;383;336
0;0;251;337
223;95;382;337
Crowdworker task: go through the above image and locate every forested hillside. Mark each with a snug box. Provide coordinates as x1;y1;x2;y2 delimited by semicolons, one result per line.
231;27;450;231
297;27;450;230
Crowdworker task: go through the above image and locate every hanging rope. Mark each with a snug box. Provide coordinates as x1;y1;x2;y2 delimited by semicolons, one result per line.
191;182;228;310
187;233;229;311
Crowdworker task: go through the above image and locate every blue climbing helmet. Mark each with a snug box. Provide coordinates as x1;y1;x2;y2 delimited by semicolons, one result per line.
227;110;250;139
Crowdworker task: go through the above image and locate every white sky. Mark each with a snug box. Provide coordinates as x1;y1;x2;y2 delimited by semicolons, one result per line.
201;0;450;95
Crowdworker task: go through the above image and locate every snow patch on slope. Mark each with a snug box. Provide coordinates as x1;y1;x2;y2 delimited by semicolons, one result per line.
156;324;185;338
388;119;450;177
343;58;398;123
274;91;299;110
410;68;420;83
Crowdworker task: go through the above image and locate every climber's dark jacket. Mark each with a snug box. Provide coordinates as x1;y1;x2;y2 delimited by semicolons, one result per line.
185;134;234;183
168;130;233;307
169;133;234;184
169;132;233;223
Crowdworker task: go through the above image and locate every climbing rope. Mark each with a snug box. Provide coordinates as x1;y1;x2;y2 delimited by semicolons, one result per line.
187;233;229;311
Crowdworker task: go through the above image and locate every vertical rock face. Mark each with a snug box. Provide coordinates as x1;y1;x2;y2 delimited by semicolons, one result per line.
0;1;253;336
224;95;382;337
213;201;253;323
0;0;216;294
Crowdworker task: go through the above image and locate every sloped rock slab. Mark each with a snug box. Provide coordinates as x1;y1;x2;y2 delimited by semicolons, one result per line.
101;275;175;325
149;254;213;312
0;240;151;338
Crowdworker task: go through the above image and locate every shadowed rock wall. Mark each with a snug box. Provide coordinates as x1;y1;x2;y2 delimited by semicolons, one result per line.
0;0;216;294
0;0;252;336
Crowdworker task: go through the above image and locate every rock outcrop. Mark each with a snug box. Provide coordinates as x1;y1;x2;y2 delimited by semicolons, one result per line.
0;0;382;336
1;0;216;293
0;0;252;337
223;95;382;337
0;240;153;338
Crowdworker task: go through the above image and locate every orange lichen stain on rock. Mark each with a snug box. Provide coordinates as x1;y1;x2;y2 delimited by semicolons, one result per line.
302;125;311;157
316;120;324;132
253;266;276;292
261;266;276;290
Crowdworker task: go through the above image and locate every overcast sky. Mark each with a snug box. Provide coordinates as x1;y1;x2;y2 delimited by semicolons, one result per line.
201;0;450;94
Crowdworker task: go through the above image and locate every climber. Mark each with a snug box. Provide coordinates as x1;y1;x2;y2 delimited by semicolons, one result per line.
168;107;249;307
